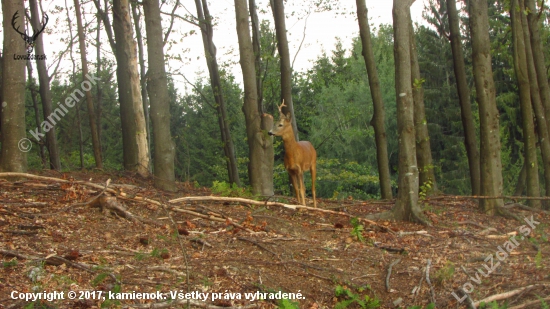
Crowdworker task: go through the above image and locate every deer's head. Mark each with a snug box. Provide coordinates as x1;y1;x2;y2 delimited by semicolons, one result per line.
12;10;48;54
268;100;292;137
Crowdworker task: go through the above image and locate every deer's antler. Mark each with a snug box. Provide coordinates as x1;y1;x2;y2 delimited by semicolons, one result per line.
278;100;287;114
11;11;29;41
32;13;48;41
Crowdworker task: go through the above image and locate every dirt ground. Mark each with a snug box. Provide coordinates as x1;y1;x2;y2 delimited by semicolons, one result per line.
0;170;549;309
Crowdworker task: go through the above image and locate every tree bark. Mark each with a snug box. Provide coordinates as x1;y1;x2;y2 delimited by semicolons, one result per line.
113;0;150;177
520;0;550;208
29;0;61;170
511;0;541;208
194;0;241;186
143;0;176;191
26;62;47;168
525;0;550;133
74;0;103;169
390;0;425;223
235;0;274;196
131;1;152;170
446;0;481;195
249;0;263;113
271;0;298;140
409;17;437;195
468;0;504;214
1;0;28;173
355;0;392;200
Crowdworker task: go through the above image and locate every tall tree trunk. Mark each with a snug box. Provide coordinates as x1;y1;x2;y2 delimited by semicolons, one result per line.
389;0;425;223
29;0;61;170
74;0;103;168
1;0;27;173
271;0;298;139
131;1;152;171
446;0;481;195
520;0;550;208
525;0;550;132
511;0;541;208
194;0;241;186
409;17;437;195
249;0;263;113
355;0;392;200
96;0;103;161
26;62;47;168
468;0;504;214
143;0;176;191
113;0;150;177
235;0;275;196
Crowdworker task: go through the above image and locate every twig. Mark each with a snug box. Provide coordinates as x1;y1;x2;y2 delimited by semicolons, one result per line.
508;296;550;309
425;259;436;306
385;258;401;292
237;237;278;257
473;284;550;307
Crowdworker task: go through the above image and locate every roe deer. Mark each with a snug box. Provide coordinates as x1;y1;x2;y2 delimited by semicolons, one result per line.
269;101;317;207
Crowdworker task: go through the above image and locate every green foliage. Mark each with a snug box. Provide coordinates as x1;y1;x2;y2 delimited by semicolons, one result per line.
535;251;543;269
434;261;455;286
538;296;549;309
479;301;508;309
350;217;365;242
211;181;252;197
2;260;17;268
278;298;300;309
91;273;108;286
101;284;122;308
334;285;380;309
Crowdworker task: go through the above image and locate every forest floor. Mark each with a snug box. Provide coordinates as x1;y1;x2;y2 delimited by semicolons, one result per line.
0;170;549;309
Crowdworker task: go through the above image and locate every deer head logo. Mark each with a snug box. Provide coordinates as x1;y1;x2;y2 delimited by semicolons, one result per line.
11;10;48;54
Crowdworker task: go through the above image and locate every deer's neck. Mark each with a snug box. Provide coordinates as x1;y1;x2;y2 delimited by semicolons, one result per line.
281;131;298;152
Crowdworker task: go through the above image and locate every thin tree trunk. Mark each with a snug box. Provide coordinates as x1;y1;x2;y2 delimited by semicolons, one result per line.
271;0;298;139
131;2;152;171
355;0;392;200
446;0;481;195
511;0;541;208
74;0;103;168
194;0;241;186
113;0;150;177
235;0;274;196
514;159;527;196
1;0;27;173
26;62;47;168
525;0;550;133
96;1;102;158
143;0;176;191
468;0;504;214
249;0;263;113
519;0;550;208
29;0;61;170
389;0;425;223
409;17;437;195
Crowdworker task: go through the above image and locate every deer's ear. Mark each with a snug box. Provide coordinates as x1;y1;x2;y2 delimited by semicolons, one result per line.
284;112;291;120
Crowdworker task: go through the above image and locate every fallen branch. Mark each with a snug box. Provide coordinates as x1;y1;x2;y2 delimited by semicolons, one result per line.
169;196;392;233
169;206;255;233
473;284;550;307
385;258;401;292
425;259;436;306
508;296;550;309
